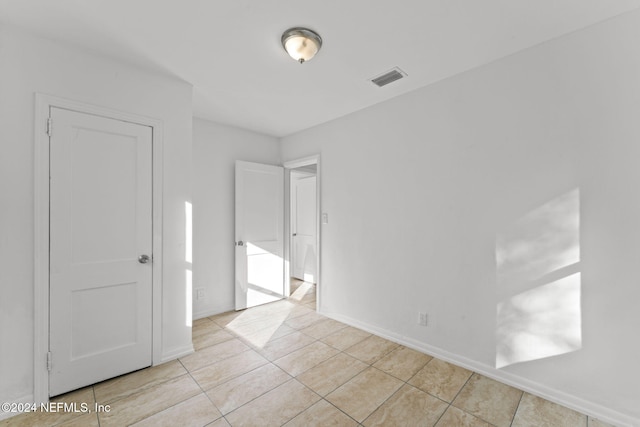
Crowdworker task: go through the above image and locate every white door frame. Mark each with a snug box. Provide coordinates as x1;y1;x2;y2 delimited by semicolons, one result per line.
290;172;317;282
283;155;321;310
33;93;164;403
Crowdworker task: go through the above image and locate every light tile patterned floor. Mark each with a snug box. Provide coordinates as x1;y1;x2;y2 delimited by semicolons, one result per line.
1;280;616;426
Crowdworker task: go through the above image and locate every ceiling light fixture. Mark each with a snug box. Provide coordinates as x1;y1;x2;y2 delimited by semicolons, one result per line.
281;27;322;64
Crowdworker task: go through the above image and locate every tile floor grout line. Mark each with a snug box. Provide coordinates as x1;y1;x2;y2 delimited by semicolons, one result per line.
275;378;324;426
359;381;406;426
221;373;299;425
93;368;192;408
321;331;372;352
448;369;474;407
270;336;322;365
289;308;408;424
159;358;229;426
92;386;102;427
100;373;202;427
197;378;234;424
299;349;366;395
403;355;434;386
509;390;526;427
316;396;361;426
207;361;295;418
192;334;236;353
183;343;256;372
280;377;350;427
432;402;452;427
365;361;454;426
195;320;304;418
372;355;431;384
221;314;322;340
216;286;348;425
259;339;319;363
442;369;503;426
190;355;275;393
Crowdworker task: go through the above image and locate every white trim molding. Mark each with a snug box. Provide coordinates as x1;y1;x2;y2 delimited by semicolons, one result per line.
321;310;638;427
33;93;164;404
0;394;34;421
192;308;221;321
159;345;194;364
283;155;320;170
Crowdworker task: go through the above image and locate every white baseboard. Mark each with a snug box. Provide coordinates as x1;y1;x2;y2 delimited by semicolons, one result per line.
159;343;194;364
320;309;638;427
193;307;225;320
0;394;34;421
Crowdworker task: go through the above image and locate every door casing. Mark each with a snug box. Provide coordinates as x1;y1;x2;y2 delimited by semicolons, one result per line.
283;155;321;309
33;93;164;404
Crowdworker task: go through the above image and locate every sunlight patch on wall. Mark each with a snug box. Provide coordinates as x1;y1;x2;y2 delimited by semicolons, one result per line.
185;201;193;264
496;189;581;368
496;190;580;291
496;273;581;368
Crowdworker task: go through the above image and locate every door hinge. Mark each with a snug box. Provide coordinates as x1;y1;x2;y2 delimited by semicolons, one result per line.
46;117;53;137
46;351;52;372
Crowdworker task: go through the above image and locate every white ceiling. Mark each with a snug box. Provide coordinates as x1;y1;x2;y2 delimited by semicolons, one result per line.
2;0;640;137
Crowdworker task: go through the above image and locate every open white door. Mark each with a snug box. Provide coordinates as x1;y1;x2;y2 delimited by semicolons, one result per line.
49;107;152;396
235;161;285;310
292;175;317;283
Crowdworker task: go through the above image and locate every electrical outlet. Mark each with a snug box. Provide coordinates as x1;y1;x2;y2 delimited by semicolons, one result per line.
418;312;428;326
196;288;205;301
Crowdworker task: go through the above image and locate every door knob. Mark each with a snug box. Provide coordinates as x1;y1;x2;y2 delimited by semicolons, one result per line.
236;241;244;246
138;254;151;264
292;233;297;237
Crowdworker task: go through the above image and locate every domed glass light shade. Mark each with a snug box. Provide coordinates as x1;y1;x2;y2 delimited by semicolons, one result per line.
281;27;322;64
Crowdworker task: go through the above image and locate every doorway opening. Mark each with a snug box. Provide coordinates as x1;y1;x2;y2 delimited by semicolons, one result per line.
284;156;320;311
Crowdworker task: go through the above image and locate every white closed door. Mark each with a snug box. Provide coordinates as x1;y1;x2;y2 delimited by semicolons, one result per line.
292;175;317;283
235;161;285;310
49;107;152;396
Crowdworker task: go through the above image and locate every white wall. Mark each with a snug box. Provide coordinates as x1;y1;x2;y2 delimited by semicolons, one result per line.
192;118;280;317
0;27;193;407
281;9;640;425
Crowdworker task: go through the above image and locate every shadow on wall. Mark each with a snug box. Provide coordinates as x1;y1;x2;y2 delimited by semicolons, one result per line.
495;189;582;368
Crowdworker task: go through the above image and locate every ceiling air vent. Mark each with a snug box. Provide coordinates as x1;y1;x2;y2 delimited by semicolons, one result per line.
370;67;407;87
